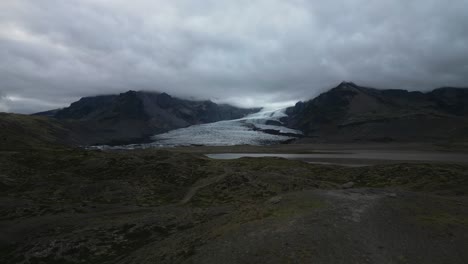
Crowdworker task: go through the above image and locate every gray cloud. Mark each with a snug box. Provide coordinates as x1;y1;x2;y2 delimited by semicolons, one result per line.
0;91;8;112
1;0;468;113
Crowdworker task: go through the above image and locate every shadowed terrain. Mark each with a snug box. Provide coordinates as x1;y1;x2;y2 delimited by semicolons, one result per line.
285;82;468;143
1;102;468;263
1;143;467;263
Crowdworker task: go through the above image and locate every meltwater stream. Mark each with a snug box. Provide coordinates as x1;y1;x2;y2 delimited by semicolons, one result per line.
142;107;302;147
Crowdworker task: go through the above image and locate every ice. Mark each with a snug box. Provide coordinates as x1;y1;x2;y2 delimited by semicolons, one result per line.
96;107;302;149
148;107;302;147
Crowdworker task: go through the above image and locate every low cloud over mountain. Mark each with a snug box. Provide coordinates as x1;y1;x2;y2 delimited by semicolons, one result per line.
1;0;468;113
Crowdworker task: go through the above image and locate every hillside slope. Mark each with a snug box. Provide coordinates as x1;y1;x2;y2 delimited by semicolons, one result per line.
285;82;468;143
0;113;77;150
1;148;467;263
36;91;259;145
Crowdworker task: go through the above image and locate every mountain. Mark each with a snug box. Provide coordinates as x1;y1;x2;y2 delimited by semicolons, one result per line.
35;91;260;145
285;82;468;143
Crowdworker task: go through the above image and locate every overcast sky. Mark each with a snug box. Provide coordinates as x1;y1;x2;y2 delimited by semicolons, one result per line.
1;0;468;113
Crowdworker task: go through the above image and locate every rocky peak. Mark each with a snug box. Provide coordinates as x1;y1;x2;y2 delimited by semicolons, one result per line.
156;92;173;109
337;81;359;89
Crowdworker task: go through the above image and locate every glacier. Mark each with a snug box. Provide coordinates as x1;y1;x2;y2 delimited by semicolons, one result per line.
147;107;301;147
93;107;302;149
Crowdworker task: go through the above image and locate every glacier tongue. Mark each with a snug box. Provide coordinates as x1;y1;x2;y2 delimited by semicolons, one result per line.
147;107;302;147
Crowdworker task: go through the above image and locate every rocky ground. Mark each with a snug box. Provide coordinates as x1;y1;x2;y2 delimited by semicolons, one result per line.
1;147;467;263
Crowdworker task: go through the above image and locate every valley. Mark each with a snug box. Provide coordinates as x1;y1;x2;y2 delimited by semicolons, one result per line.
2;1;468;262
112;107;301;148
1;83;468;263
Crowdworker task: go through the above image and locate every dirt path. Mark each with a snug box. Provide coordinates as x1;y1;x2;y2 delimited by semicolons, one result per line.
179;173;226;204
185;188;468;264
2;187;466;264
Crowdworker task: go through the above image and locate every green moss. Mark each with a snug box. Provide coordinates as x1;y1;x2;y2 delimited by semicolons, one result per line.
267;199;325;218
0;113;71;150
210;198;325;238
417;213;468;227
397;255;409;264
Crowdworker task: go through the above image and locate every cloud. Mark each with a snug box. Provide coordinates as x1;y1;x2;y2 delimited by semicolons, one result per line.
0;95;65;114
0;92;8;112
0;0;467;113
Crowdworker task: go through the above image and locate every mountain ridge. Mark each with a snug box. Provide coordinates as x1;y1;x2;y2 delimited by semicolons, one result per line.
13;82;468;146
34;90;260;145
285;82;468;143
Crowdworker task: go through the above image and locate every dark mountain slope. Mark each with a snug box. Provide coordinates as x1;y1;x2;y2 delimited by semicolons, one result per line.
37;91;259;145
285;82;468;143
429;87;468;115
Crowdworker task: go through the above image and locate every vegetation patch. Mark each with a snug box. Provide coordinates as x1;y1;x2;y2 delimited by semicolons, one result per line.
417;213;468;227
